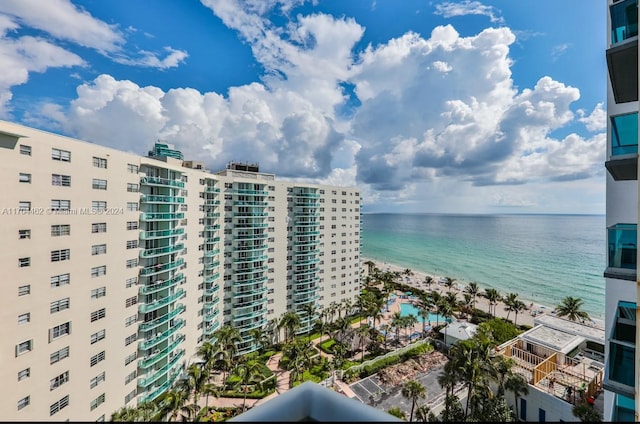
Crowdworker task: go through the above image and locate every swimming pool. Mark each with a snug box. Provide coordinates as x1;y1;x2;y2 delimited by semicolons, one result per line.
399;302;449;323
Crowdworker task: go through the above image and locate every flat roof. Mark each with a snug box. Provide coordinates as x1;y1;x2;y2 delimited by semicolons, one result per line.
521;325;584;354
533;314;605;345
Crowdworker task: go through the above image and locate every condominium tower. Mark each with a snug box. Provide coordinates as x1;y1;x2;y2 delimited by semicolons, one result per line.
604;0;638;421
0;120;362;421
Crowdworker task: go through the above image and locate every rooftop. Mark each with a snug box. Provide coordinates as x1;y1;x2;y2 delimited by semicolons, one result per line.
533;313;605;345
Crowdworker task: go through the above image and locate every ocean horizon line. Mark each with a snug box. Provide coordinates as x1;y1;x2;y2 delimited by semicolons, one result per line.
362;212;605;217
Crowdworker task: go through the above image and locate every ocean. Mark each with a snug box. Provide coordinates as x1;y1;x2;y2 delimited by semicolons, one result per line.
361;213;606;319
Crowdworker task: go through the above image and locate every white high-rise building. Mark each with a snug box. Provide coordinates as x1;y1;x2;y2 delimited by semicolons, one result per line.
0;120;362;421
603;0;638;421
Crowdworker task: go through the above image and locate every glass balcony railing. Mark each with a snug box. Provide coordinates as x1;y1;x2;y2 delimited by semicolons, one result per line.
204;199;221;205
140;212;185;221
233;244;268;252
138;335;185;369
204;297;220;310
234;254;268;263
204;283;220;296
204;320;220;336
233;275;268;287
139;318;184;351
205;186;220;193
140;194;185;204
204;308;220;322
293;192;320;198
234;286;268;297
235;265;268;274
233;308;267;321
138;349;184;388
140;258;185;276
232;188;268;196
294;276;321;285
140;227;184;240
611;113;638;157
205;212;221;218
234;221;268;228
234;200;268;207
204;260;220;270
138;289;186;313
233;212;268;217
204;248;220;257
140;176;185;188
611;0;638;44
613;393;636;422
232;296;268;310
235;318;268;331
294;258;320;266
294;295;320;304
139;304;185;332
204;272;220;284
608;224;637;269
138;357;183;403
295;248;320;256
139;274;184;295
140;243;184;258
234;233;268;240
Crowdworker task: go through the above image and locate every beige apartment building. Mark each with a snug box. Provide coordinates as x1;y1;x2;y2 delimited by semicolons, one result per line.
0;120;362;421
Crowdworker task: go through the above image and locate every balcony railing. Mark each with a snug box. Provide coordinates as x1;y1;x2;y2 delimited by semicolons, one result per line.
139;304;185;332
140;258;185;276
140;176;185;188
138;288;186;313
139;274;185;295
140;227;184;240
139;318;185;351
140;194;185;204
140;212;185;221
138;349;185;388
138;358;183;403
138;335;185;369
140;243;184;258
608;224;637;270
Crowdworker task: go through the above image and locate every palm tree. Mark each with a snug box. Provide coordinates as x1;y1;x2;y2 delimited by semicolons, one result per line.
111;401;158;422
505;373;529;421
357;324;371;361
423;275;434;290
234;361;268;412
402;379;427;422
415;404;433;423
249;327;268;353
483;288;501;317
213;325;242;358
556;296;590;322
418;307;430;334
279;311;302;341
512;300;527;326
364;260;376;274
181;362;208;406
404;314;418;341
464;282;480;309
503;292;519;321
444;277;456;293
391;311;403;344
301;303;317;340
438;300;454;343
156;387;195;422
458;293;474;319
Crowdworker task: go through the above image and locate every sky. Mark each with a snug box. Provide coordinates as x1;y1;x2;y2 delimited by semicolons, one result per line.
0;0;608;214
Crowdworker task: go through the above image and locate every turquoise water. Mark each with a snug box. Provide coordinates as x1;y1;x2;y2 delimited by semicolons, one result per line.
362;214;606;319
399;302;447;323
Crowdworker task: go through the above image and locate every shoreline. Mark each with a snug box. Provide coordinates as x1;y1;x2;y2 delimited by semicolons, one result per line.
363;257;574;329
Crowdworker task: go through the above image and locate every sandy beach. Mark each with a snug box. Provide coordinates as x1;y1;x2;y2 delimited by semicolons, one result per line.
364;257;546;328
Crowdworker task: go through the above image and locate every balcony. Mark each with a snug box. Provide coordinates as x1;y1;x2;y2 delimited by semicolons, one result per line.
139;318;185;350
138;288;186;313
234;286;268;296
235;318;268;331
140;212;185;221
204;260;220;270
607;38;638;103
205;212;221;218
234;232;268;241
606;112;638;180
294;295;320;304
204;283;220;297
138;335;185;369
138;349;185;388
233;276;268;287
233;243;268;252
234;254;268;263
139;274;185;295
234;200;268;207
140;258;185;276
140;194;185;204
294;257;320;266
205;186;220;193
140;176;185;188
204;248;220;257
233;211;268;217
293;191;320;198
139;304;185;332
141;243;184;258
232;188;268;196
604;301;636;399
233;307;267;321
138;360;183;403
140;227;184;240
204;199;221;205
204;320;220;336
605;223;637;280
204;272;220;284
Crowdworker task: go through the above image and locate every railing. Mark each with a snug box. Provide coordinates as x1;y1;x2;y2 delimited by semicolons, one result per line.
138;336;185;369
139;319;185;350
140;176;185;188
140;194;185;204
138;349;185;388
140;227;184;239
140;212;185;221
139;304;185;331
138;289;185;313
140;258;185;276
140;243;184;258
139;274;184;295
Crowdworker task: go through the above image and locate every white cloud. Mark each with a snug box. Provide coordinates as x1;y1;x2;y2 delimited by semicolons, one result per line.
434;0;505;24
577;102;606;132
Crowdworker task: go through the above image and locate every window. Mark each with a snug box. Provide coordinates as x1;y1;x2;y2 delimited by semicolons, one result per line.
90;351;105;367
90;393;105;411
18;368;30;381
18;313;30;324
126;202;138;211
19;173;31;183
91;287;106;299
90;329;106;344
91;244;107;255
92;178;107;190
51;273;70;287
126;258;138;268
91;266;106;277
52;148;71;162
50;395;69;416
127;183;138;192
51;199;71;211
16;340;33;356
125;389;137;404
91;308;106;322
18;285;30;296
125;370;137;384
125;315;137;327
126;240;138;249
90;372;105;389
50;322;71;341
124;333;136;346
19;257;30;267
18;201;30;211
51;174;71;187
92;222;107;233
18;229;30;239
92;201;107;211
51;224;71;236
125;277;137;288
93;157;107;168
126;221;138;230
20;144;31;155
124;352;137;366
50;371;69;390
51;249;71;262
50;346;70;364
18;396;30;410
127;164;138;173
125;296;137;307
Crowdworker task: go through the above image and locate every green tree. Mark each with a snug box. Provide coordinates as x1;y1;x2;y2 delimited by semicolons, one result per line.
503;292;520;321
156;387;195;422
415;404;435;423
572;401;603;422
441;394;465;422
233;361;268;412
387;406;407;420
505;373;529;421
556;296;591;322
464;282;480;309
444;277;456;293
483;288;501;317
110;401;158;422
279;311;302;341
512;299;527;326
402;379;427;422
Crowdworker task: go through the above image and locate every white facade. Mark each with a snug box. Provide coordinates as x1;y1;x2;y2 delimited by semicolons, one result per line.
0;120;361;421
603;0;638;421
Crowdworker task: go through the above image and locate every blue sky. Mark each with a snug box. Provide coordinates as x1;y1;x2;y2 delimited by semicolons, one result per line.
0;0;607;214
